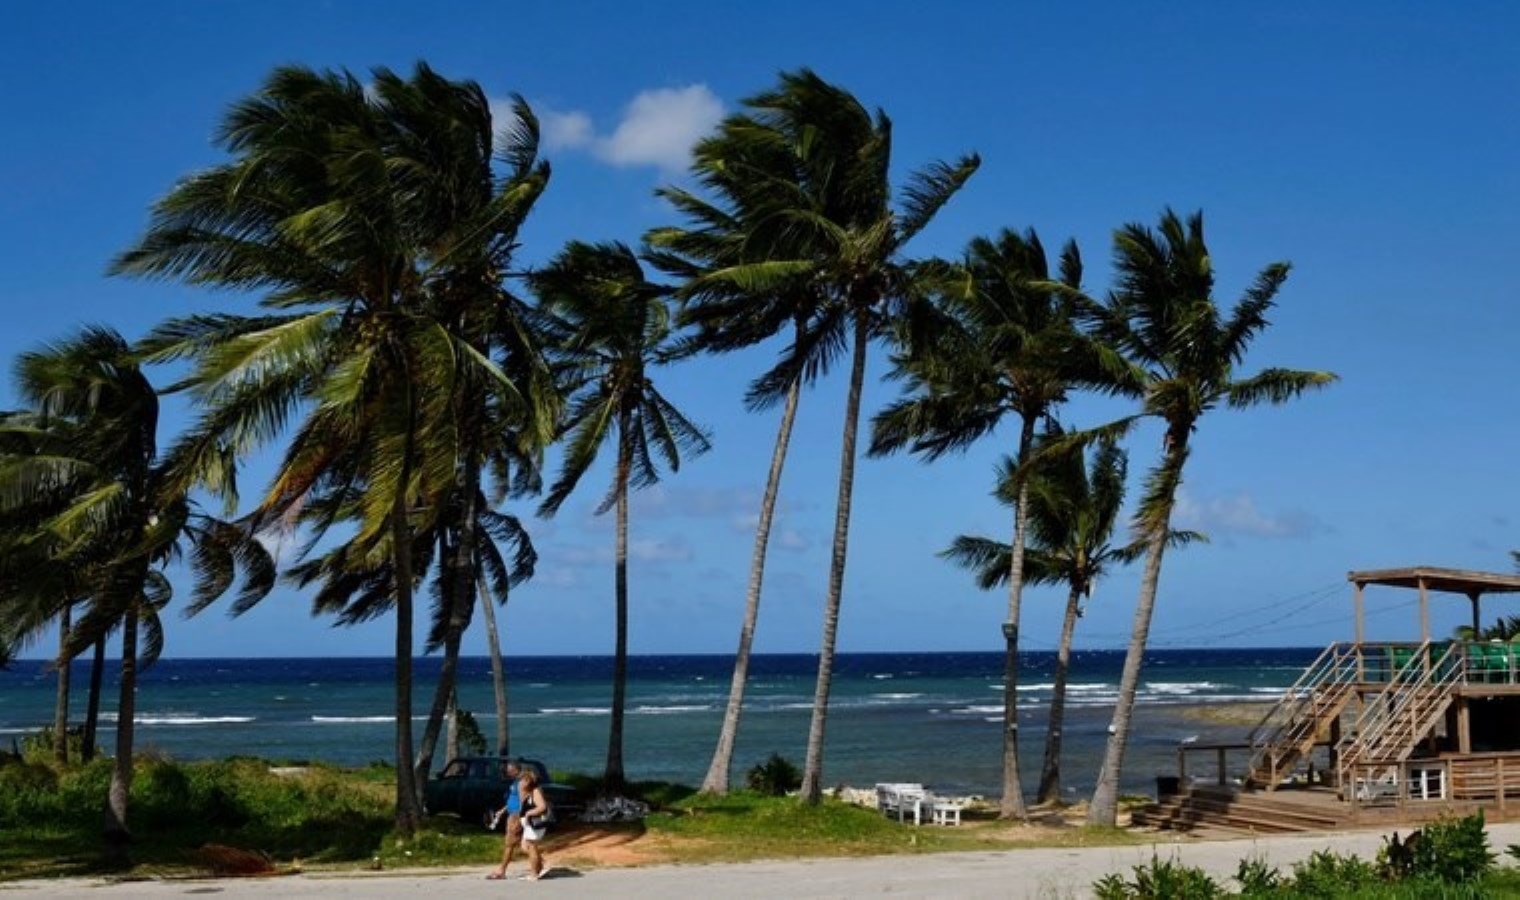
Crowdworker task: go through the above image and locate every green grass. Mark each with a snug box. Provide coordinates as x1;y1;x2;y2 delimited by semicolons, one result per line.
641;790;1141;864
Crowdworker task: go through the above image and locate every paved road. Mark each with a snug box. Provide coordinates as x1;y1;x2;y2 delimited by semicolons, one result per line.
9;824;1520;898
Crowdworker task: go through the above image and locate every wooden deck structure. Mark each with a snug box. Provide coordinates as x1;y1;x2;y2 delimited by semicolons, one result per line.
1136;567;1520;834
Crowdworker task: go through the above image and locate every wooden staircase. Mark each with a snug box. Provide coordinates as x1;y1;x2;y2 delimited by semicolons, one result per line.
1337;642;1464;790
1244;642;1360;789
1131;785;1345;835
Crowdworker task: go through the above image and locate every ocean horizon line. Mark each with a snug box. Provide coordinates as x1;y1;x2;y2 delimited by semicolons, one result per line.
7;645;1328;664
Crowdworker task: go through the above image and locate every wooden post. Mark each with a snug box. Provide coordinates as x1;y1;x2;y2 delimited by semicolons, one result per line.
1471;591;1482;635
1457;700;1471;754
1354;582;1366;682
1178;747;1187;785
1419;578;1430;645
1218;747;1227;786
1500;758;1508;815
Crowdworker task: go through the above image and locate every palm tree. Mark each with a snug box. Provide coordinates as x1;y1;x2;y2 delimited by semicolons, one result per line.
531;241;710;792
645;106;838;793
0;327;273;859
662;70;977;804
1081;209;1336;826
870;229;1094;817
943;438;1190;804
111;64;529;832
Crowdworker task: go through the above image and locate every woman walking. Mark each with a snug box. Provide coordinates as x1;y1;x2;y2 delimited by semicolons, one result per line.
518;768;553;880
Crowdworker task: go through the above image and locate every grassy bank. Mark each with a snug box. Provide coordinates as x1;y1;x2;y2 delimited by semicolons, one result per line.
0;751;1141;880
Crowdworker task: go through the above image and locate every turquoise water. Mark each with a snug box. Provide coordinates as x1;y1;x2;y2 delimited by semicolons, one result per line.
0;649;1315;797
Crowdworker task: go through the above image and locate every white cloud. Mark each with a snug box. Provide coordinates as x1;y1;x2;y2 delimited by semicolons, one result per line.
1172;490;1324;540
541;108;595;151
518;84;724;173
777;529;810;552
595;85;723;171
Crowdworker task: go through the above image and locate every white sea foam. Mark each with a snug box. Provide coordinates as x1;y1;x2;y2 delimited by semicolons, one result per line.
632;704;709;715
312;715;393;724
1144;682;1222;694
952;705;1004;715
539;707;611;716
871;693;924;700
872;674;894;680
140;715;255;726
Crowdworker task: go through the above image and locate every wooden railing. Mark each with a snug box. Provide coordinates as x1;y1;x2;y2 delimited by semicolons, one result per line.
1347;753;1520;814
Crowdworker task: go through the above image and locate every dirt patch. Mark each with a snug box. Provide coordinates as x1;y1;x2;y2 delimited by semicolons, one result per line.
545;825;664;868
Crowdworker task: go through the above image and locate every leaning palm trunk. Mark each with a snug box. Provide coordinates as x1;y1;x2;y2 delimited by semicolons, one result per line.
445;690;460;761
702;373;802;794
415;447;483;789
391;446;423;833
104;604;138;860
1088;435;1187;826
800;313;869;804
53;604;72;765
478;573;510;755
82;636;105;762
605;414;633;792
1036;583;1083;805
998;416;1038;819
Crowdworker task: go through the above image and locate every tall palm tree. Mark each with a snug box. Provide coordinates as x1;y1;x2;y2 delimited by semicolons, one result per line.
531;241;710;792
0;327;273;859
111;64;527;832
944;438;1189;804
665;70;977;803
645;106;838;793
1081;209;1336;826
870;229;1093;817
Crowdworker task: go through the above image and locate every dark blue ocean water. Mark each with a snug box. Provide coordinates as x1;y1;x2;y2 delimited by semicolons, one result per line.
0;649;1316;798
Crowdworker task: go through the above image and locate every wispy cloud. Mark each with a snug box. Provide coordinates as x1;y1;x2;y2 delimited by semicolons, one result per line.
1172;490;1325;540
528;84;724;173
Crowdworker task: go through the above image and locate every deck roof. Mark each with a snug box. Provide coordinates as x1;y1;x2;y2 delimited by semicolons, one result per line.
1347;566;1520;595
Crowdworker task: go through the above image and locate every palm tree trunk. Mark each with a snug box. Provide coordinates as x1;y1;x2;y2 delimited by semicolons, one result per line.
104;604;138;862
445;690;460;762
605;410;633;793
391;454;422;833
702;372;802;794
415;451;482;789
1036;583;1083;805
82;636;105;762
53;604;72;765
800;312;869;805
998;414;1038;819
478;573;510;756
1088;434;1188;826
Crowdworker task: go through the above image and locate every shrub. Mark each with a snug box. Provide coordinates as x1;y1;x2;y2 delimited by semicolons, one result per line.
1286;849;1381;897
453;710;487;756
1380;812;1493;884
1234;856;1282;896
745;753;801;796
1092;855;1224;899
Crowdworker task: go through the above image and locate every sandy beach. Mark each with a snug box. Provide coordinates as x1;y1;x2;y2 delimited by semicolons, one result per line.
10;822;1520;899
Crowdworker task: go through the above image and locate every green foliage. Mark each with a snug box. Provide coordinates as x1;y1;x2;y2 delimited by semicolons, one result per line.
1234;856;1282;896
1380;812;1494;884
744;753;801;796
1285;850;1381;898
452;710;487;756
1091;854;1224;899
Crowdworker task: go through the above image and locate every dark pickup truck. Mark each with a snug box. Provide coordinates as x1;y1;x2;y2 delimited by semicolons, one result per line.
422;756;584;829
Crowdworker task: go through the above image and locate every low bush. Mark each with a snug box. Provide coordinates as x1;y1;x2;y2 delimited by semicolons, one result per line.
1092;854;1224;899
745;753;801;796
1379;812;1494;884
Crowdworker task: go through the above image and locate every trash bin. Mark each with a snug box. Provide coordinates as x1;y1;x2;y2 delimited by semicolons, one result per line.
1155;775;1181;798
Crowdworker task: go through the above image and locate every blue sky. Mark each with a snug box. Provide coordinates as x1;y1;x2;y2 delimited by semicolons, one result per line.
3;2;1517;658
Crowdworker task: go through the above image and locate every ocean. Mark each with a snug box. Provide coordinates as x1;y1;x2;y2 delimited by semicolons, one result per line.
0;649;1315;798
